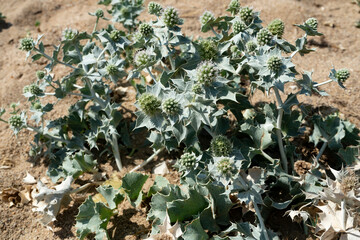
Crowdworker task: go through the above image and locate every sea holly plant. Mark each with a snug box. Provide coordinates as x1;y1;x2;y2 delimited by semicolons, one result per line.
3;0;360;239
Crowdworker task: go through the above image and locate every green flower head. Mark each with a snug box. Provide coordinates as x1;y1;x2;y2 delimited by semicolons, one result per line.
217;157;234;175
162;98;180;115
179;152;197;168
257;28;272;46
139;23;153;36
134;50;153;67
148;2;163;16
227;0;241;15
239;7;253;24
106;64;118;75
305;17;318;31
138;93;161;116
210;135;233;157
200;11;214;25
9;115;23;129
335;68;350;82
95;9;104;18
162;7;181;27
24;84;43;96
233;20;247;34
19;37;34;51
268;19;285;38
110;30;123;42
246;41;257;52
62;28;78;41
198;39;218;60
36;70;45;79
196;61;218;86
33;102;42;110
267;56;282;72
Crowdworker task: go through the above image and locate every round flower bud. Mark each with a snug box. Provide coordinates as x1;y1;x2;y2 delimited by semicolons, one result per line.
268;19;285;38
335;68;350;82
267;56;282;72
179;152;196;168
62;28;78;40
340;174;359;194
210;135;233;157
198;39;218;60
233;20;247;34
33;102;42;110
95;9;104;18
200;11;214;25
257;28;272;46
138;93;161;116
162;7;180;28
192;84;202;94
19;37;34;51
246;41;257;52
110;30;122;42
10;103;17;109
217;157;234;175
139;23;153;37
134;50;153;67
227;0;240;15
9;115;23;129
106;64;118;75
196;61;218;85
294;160;312;176
30;84;43;95
230;45;241;57
23;85;30;93
239;7;253;24
305;17;318;31
36;70;45;79
162;98;180;115
148;2;163;16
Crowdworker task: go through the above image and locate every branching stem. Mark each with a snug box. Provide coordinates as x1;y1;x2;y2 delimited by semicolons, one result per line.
274;87;288;173
316;142;327;161
130;147;165;172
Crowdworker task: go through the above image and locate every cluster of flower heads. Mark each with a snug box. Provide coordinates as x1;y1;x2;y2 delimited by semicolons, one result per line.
195;61;218;85
106;64;118;75
8;115;23;129
148;1;163;16
198;39;218;60
62;28;78;41
257;28;273;46
19;37;34;51
305;17;318;31
179;152;197;168
110;30;123;42
233;20;247;34
162;98;180;115
23;83;43;96
267;19;285;38
335;69;350;82
267;56;282;72
239;7;253;24
138;93;161;116
134;50;154;67
139;23;153;37
216;157;235;175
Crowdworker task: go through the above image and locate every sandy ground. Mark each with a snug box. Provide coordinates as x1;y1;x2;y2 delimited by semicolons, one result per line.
0;0;359;239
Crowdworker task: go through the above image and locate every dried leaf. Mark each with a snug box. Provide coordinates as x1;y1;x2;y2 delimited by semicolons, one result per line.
152;161;170;175
23;172;37;184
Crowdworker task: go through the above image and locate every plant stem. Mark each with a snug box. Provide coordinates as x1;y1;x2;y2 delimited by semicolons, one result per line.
146;67;156;81
130;147;165;172
261;150;275;164
313;79;333;88
26;126;70;144
34;47;77;70
316;142;327;161
341;199;346;230
111;133;122;170
274;87;288;173
69;182;94;194
253;198;270;240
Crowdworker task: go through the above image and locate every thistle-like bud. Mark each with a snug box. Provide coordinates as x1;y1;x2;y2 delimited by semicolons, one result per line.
239;7;253;24
294;160;312;176
257;28;272;46
305;17;318;31
19;37;34;51
246;41;257;52
268;19;285;38
134;50;153;67
24;84;43;95
95;9;104;18
335;68;350;82
138;93;161;116
179;152;196;168
9;115;23;129
196;61;218;85
227;0;241;15
110;30;122;42
106;64;118;75
33;102;42;110
210;135;233;157
267;56;282;72
198;39;218;60
233;20;247;34
340;174;359;194
217;157;234;175
192;84;203;94
162;98;180;115
62;28;78;41
200;11;214;25
162;7;181;28
148;2;163;16
139;23;153;36
36;70;45;79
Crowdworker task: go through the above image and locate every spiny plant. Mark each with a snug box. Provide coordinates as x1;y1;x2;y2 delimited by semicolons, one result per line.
2;0;360;239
